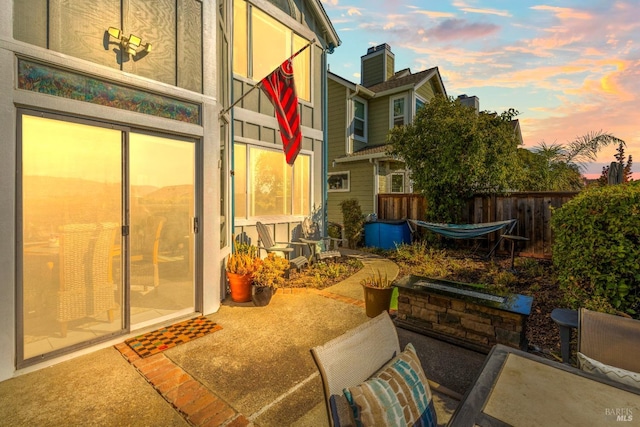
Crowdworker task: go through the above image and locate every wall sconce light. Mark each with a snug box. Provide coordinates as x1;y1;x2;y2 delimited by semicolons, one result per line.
107;27;152;56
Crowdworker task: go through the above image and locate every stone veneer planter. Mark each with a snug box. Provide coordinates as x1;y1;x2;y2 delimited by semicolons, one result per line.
394;275;533;353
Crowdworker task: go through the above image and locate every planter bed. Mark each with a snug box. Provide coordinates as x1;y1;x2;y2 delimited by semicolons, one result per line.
394;275;533;353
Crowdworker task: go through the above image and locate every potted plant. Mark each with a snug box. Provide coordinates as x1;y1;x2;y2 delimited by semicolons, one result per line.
361;269;394;317
226;240;259;303
251;253;289;306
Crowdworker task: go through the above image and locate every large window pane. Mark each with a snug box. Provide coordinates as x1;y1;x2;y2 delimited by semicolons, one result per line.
293;34;310;101
21;114;123;360
234;143;247;218
252;7;291;80
233;0;247;77
250;147;291;216
293;154;311;215
129;133;195;329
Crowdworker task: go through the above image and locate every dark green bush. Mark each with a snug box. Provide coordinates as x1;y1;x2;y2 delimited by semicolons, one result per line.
339;198;364;248
551;181;640;315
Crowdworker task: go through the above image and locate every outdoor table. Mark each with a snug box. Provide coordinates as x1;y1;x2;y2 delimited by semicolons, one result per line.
448;344;640;426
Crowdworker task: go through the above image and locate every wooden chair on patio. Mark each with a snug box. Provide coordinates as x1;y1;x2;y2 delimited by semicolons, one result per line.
256;221;308;272
299;216;343;263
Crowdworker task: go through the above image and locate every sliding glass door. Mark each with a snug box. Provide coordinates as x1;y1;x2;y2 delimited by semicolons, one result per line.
21;114;124;360
129;133;195;329
19;112;196;364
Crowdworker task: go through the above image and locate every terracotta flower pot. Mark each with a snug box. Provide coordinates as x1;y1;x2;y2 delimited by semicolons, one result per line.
227;272;252;302
362;285;394;318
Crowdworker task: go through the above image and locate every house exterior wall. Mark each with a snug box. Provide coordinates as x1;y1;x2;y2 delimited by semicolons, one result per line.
367;95;392;146
327;161;375;224
416;81;437;103
327;78;347;159
361;53;384;87
231;0;332;248
0;0;226;381
13;0;204;92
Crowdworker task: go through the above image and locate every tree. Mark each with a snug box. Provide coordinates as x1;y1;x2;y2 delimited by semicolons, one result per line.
523;131;623;191
388;95;521;222
598;142;633;185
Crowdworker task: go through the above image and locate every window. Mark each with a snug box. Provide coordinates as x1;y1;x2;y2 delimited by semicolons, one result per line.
234;143;311;217
328;172;350;192
233;0;311;101
352;98;367;142
390;95;407;128
391;173;405;193
415;97;425;113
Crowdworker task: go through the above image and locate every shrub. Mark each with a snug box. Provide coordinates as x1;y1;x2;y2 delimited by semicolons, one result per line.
551;181;640;315
252;253;289;288
339;198;364;248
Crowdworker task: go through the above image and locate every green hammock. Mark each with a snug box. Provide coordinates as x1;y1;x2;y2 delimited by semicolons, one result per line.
410;219;517;239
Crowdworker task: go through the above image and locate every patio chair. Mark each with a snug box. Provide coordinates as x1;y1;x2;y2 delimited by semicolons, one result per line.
578;308;640;375
311;312;438;427
57;223;95;337
255;221;308;272
299;216;342;262
89;222;118;322
130;215;165;291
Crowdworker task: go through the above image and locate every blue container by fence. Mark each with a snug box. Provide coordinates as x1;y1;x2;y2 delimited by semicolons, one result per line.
364;220;411;250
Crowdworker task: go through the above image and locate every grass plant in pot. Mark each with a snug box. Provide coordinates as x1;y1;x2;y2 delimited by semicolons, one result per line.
361;269;394;317
226;241;259;303
251;253;289;306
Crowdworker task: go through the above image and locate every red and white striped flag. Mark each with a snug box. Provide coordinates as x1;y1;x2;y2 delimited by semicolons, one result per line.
259;59;301;165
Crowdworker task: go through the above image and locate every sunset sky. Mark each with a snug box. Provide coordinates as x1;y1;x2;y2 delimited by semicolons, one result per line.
321;0;639;178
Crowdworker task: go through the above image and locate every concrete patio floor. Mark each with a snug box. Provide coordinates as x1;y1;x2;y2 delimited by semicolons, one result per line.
0;251;486;426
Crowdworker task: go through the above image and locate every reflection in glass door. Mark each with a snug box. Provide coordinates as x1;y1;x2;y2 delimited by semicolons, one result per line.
21;114;124;360
129;133;195;329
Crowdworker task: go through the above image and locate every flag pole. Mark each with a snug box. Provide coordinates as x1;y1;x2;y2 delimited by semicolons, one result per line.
219;38;316;117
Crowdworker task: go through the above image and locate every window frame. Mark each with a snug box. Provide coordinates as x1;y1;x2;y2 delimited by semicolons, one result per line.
352;97;367;143
233;141;313;220
415;95;425;117
390;94;408;129
327;171;350;192
390;172;405;193
232;1;312;103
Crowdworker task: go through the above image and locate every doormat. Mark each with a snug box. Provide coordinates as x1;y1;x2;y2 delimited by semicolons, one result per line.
125;316;222;358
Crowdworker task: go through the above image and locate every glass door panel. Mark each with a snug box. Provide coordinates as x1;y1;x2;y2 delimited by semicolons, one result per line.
21;114;123;360
129;133;195;328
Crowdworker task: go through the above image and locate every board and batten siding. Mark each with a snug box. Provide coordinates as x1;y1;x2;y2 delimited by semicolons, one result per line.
14;0;203;92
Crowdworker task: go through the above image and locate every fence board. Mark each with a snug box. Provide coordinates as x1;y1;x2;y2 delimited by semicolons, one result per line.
377;192;579;258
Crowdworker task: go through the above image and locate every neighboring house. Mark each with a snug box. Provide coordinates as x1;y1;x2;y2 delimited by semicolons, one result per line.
326;43;447;224
0;0;338;382
231;1;340;249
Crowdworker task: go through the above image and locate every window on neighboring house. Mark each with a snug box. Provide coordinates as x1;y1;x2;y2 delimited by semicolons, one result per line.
234;143;311;218
328;172;350;192
353;98;367;142
391;95;407;128
233;0;311;101
391;173;405;193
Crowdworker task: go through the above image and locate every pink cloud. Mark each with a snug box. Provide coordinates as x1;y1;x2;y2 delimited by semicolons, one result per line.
530;5;593;20
425;19;499;41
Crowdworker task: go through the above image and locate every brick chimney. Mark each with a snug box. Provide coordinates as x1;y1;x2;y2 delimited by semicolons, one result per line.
361;43;395;87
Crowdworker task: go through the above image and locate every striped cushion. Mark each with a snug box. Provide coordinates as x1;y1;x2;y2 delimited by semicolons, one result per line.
578;352;640;389
344;343;437;427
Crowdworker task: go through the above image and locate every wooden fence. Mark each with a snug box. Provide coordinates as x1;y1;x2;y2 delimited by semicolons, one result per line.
377;192;579;258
